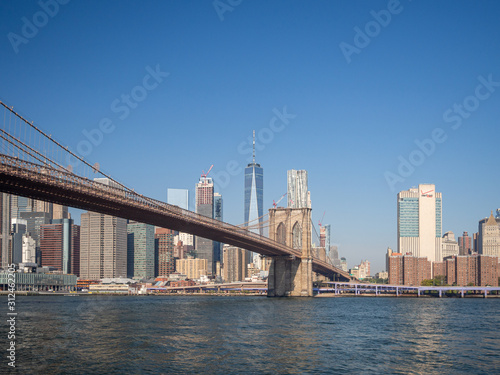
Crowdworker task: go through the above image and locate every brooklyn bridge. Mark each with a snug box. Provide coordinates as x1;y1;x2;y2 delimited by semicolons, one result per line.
0;100;353;296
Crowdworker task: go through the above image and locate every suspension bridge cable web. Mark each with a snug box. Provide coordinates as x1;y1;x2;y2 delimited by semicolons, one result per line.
0;100;135;193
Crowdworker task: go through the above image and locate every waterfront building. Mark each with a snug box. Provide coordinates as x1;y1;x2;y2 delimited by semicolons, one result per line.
80;211;127;280
222;244;250;282
195;175;216;275
388;253;431;286
482;212;500;257
397;184;442;262
127;221;155;280
287;169;310;209
441;231;459;259
0;270;77;291
155;228;175;277
175;257;207;280
434;254;499;286
167;188;189;210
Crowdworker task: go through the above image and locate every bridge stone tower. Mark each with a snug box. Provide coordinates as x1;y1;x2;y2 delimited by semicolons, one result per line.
268;207;313;297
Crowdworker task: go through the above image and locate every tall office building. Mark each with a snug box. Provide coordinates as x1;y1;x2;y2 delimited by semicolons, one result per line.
127;221;155;280
397;184;442;262
34;200;53;219
167;188;189;210
53;204;69;220
40;218;79;274
20;211;52;265
222;244;250;282
10;195;34;220
287;169;310;209
213;192;223;267
11;220;27;264
441;231;459;259
319;224;331;257
458;231;472;255
477;213;500;254
244;131;264;235
482;212;500;257
244;132;264;268
1;193;11;267
80;211;127;280
195;175;215;275
155;228;175;277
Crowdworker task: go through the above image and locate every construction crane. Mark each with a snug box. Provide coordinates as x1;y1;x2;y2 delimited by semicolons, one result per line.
318;211;326;228
272;193;287;208
201;164;213;179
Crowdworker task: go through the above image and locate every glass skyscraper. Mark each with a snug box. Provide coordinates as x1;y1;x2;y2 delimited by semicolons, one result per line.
244;131;264;236
167;188;189;210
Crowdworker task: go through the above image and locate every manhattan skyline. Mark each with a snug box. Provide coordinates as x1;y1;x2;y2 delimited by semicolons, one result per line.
1;1;499;273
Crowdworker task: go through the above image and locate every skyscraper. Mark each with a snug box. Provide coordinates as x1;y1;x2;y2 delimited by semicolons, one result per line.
127;221;155;280
244;131;264;268
0;193;11;267
167;188;189;210
287;169;310;209
213;192;223;268
397;184;442;262
155;228;175;277
477;214;500;254
244;131;264;235
40;218;79;274
80;211;127;280
20;211;52;265
458;231;472;255
195;175;215;275
482;211;500;257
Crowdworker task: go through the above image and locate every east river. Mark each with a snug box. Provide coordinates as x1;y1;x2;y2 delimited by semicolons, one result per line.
1;295;499;374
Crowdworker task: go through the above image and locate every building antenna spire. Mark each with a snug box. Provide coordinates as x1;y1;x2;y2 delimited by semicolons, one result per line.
252;130;256;164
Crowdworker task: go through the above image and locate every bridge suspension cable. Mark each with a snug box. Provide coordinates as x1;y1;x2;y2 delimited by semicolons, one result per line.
0;100;170;209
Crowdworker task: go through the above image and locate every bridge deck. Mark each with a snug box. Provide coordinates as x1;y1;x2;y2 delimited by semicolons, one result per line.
0;154;352;280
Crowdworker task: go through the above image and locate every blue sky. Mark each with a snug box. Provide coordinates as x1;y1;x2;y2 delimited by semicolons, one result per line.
1;0;499;273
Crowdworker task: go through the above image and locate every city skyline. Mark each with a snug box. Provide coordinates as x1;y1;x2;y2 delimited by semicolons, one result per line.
1;1;499;273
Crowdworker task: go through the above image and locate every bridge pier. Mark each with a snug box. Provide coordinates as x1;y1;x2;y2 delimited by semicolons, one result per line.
267;207;313;297
267;255;313;297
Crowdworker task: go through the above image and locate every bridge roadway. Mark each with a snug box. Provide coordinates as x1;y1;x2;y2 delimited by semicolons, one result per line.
0;154;352;281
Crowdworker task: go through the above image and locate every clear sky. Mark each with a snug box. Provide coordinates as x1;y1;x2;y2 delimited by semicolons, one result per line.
1;0;499;273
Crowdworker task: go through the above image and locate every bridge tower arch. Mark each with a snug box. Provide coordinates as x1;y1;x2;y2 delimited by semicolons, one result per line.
268;207;313;297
